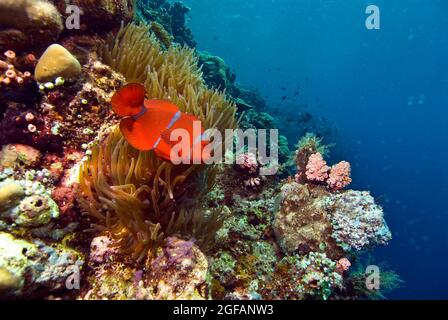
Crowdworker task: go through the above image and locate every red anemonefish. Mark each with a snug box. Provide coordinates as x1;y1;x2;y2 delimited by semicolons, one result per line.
111;83;209;163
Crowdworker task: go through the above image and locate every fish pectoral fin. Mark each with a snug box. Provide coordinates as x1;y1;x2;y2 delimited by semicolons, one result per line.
120;118;157;151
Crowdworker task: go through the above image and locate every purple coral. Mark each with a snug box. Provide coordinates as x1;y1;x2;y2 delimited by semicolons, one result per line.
328;190;392;251
89;235;119;264
151;237;196;273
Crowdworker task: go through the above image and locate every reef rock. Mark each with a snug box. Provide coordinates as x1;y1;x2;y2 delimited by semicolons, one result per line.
0;144;41;169
325;190;392;251
0;181;24;212
263;252;343;300
273;181;343;260
198;51;236;90
0;0;63;51
35;44;82;83
0;232;83;298
148;237;208;300
52;0;134;31
0;178;59;231
83;237;208;300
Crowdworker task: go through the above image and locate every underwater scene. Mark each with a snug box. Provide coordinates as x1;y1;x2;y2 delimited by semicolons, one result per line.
0;0;446;301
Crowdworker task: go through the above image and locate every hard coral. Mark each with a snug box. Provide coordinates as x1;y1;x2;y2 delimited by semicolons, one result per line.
0;144;41;170
0;177;59;230
35;44;82;83
326;190;392;251
52;0;134;32
0;0;63;51
83;236;207;300
150;21;173;49
263;252;342;300
0;232;83;298
0;51;37;105
198;51;236;91
148;236;209;299
136;0;197;48
235;153;266;189
273;181;343;259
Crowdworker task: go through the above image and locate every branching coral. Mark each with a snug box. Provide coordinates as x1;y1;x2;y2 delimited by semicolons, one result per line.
78;23;237;260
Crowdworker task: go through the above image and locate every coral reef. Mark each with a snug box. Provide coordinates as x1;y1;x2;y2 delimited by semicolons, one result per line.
326;191;392;251
0;0;398;301
305;153;330;182
82;236;207;299
35;44;82;83
273;181;343;259
0;0;63;51
136;0;196;47
51;0;134;32
149;21;174;49
77;23;237;260
198;52;236;91
0;232;83;298
262;252;343;300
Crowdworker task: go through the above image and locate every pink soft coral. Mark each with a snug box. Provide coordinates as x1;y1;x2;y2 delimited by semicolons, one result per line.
305;152;329;182
327;161;352;191
335;257;352;274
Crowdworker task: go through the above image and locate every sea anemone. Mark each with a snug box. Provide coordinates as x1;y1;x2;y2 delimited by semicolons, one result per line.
78;23;237;260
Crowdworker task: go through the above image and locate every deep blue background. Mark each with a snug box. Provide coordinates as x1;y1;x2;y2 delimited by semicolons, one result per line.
182;0;448;299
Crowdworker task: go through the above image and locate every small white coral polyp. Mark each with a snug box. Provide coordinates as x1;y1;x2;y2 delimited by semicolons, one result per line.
328;190;392;251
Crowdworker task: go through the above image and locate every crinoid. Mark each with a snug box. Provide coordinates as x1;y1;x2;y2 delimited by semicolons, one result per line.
78;23;237;261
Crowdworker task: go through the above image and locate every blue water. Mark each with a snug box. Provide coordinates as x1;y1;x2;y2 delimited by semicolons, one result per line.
183;0;448;299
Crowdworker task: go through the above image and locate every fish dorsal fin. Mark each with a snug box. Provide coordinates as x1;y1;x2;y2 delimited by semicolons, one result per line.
145;99;180;114
111;83;146;117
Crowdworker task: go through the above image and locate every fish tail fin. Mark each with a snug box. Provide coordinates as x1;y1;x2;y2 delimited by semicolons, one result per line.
111;83;146;117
